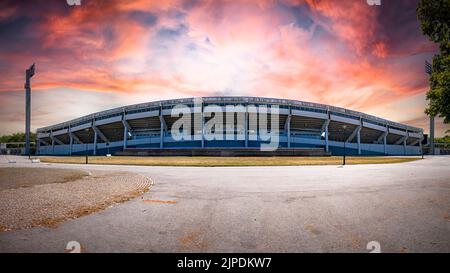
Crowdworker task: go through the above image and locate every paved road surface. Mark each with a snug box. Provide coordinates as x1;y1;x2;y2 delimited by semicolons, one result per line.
0;156;449;252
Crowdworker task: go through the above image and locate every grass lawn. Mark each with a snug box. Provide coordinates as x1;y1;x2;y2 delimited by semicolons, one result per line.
39;156;421;167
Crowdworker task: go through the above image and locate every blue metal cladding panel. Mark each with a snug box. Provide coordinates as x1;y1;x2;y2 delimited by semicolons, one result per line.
290;143;321;149
96;146;124;156
204;140;245;148
361;150;385;156
278;142;288;148
128;143;161;149
72;150;95;156
164;141;202;148
247;141;262;148
329;146;359;156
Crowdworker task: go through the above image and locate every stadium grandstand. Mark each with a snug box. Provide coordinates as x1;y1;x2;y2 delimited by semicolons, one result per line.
36;97;424;156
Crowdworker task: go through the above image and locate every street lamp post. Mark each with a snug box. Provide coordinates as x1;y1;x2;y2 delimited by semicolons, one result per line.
343;125;347;165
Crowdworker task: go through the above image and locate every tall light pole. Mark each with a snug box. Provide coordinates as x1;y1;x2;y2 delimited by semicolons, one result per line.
25;63;35;158
425;60;435;155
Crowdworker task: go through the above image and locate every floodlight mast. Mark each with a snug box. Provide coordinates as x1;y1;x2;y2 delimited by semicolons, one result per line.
25;63;35;158
425;60;434;155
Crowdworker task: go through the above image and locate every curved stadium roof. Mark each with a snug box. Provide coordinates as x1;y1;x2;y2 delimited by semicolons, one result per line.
37;96;422;133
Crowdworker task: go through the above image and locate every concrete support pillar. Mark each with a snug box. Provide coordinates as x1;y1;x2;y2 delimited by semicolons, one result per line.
384;128;388;155
122;118;131;151
123;125;128;150
287;110;291;148
201;105;205;148
323;118;330;153
354;118;362;155
159;108;164;149
160;122;164;148
357;128;361;155
51;130;55;154
69;132;73;156
93;126;109;143
36;138;40;156
93;129;98;155
403;139;407;155
245;107;248;148
403;131;408;155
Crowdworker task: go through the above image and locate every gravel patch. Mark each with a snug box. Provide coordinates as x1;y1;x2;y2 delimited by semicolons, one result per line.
0;170;152;232
0;167;90;191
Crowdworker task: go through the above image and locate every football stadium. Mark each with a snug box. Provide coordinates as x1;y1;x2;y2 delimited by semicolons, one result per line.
36;96;424;156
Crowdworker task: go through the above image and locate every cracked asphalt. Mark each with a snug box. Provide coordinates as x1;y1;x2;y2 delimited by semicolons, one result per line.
0;156;449;252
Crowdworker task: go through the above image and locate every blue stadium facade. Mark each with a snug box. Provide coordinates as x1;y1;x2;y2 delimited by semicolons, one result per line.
36;96;424;156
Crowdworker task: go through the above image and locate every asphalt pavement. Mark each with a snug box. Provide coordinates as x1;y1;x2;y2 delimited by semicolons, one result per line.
0;156;449;252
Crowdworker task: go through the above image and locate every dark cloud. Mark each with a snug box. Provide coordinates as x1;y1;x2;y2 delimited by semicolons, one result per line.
181;0;202;10
0;0;70;21
376;0;436;56
157;24;188;39
0;0;70;53
128;10;158;26
281;2;314;31
0;16;34;51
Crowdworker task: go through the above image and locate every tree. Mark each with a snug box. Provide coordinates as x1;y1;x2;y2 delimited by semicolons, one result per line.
0;132;36;143
417;0;450;123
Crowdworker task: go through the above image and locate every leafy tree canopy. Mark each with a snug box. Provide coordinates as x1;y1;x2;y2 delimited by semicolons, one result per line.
417;0;450;123
0;132;36;143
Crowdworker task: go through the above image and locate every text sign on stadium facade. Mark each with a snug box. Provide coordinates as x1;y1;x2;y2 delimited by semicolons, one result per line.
170;98;280;151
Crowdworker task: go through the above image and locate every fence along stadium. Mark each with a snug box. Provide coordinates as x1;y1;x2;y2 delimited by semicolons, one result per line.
36;96;424;156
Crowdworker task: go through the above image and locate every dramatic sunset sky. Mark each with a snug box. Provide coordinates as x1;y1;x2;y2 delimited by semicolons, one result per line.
0;0;448;136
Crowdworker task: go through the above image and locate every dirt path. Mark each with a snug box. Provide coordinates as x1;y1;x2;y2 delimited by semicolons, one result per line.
0;169;152;232
0;167;90;191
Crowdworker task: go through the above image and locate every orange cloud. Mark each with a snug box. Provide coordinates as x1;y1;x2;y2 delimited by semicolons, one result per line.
0;0;442;135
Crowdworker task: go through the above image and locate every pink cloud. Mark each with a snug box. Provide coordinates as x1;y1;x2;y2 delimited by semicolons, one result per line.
0;0;443;135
